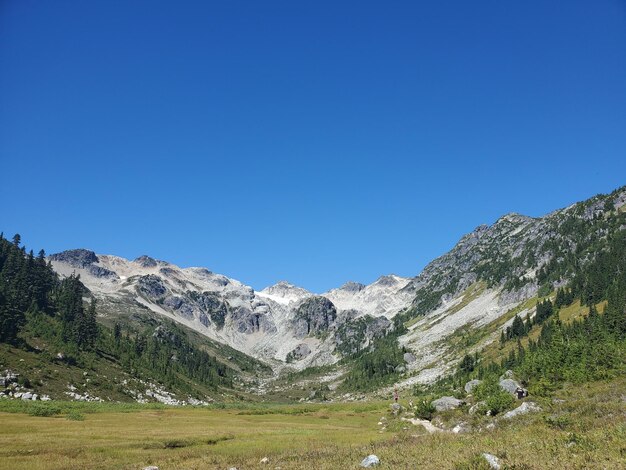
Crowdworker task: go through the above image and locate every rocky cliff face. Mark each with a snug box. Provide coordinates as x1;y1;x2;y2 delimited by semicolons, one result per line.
49;251;410;370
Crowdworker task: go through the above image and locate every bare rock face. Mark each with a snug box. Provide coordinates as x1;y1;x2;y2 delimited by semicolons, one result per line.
137;275;167;300
231;306;277;334
49;249;117;278
50;249;99;267
293;296;337;338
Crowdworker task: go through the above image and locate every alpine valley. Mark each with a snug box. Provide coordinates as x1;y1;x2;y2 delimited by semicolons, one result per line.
1;186;625;406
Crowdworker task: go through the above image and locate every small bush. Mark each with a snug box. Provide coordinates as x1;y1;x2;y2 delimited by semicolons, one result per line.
474;376;514;415
28;404;62;417
485;392;514;415
414;399;436;420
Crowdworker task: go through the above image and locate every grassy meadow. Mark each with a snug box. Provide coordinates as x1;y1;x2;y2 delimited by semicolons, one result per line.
1;377;624;470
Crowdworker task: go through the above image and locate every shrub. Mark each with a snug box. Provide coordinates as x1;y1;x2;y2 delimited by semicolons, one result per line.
28;403;62;417
414;399;436;420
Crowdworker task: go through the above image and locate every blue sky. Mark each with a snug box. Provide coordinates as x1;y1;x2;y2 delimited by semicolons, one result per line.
1;1;625;292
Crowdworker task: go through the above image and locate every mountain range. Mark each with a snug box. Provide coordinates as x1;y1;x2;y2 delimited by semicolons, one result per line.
46;185;626;391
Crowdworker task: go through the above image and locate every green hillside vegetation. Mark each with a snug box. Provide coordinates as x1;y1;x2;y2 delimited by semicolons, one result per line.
0;234;241;401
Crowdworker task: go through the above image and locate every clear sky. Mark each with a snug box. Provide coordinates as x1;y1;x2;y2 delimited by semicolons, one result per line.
1;1;625;293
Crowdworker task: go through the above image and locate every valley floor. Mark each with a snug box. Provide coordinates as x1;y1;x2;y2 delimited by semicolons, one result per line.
0;377;624;469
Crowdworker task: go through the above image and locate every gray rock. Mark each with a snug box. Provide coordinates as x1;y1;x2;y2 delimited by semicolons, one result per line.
260;456;269;464
390;403;403;415
142;467;159;470
482;453;501;469
403;352;416;363
49;249;98;267
464;379;481;394
431;396;463;412
360;454;380;467
452;422;471;434
499;378;521;394
137;275;167;299
502;401;542;419
134;255;158;267
21;392;33;400
395;365;406;373
293;296;337;338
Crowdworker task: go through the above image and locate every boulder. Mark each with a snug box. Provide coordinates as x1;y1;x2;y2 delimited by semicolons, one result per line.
395;365;406;373
403;352;416;363
502;401;542;419
431;396;463;412
499;378;521;394
452;422;471;434
390;403;403;415
360;455;380;467
260;457;269;464
21;392;33;400
482;453;501;469
464;379;481;394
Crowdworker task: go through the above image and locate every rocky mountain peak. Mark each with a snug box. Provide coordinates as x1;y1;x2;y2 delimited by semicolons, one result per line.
49;249;98;268
373;275;402;287
338;281;366;292
134;255;158;268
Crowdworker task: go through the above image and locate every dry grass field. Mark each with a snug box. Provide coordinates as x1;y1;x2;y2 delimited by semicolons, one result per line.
0;378;624;470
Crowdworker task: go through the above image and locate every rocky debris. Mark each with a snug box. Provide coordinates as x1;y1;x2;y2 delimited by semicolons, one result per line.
482;453;501;469
260;456;270;464
293;296;337;338
0;370;18;387
360;454;380;467
403;352;416;363
286;343;311;362
65;390;103;402
464;379;481;394
499;378;522;395
502;401;542;419
431;396;463;412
